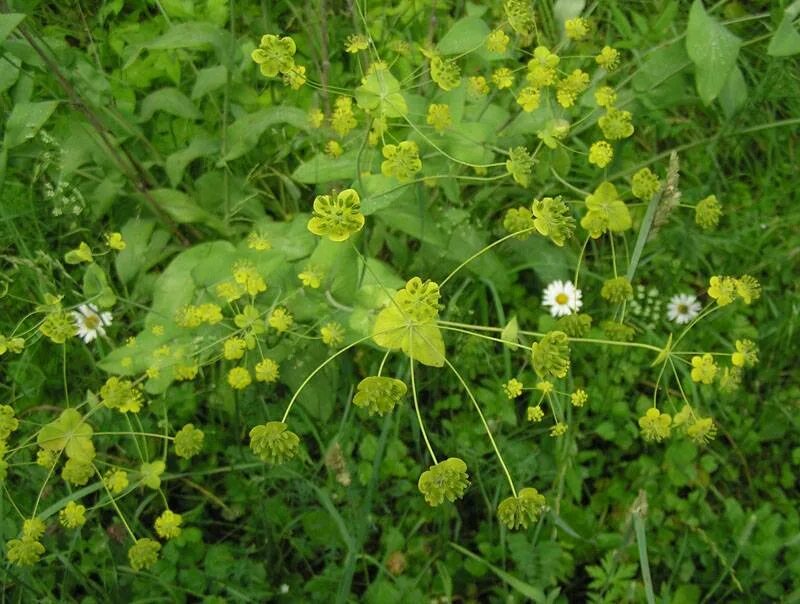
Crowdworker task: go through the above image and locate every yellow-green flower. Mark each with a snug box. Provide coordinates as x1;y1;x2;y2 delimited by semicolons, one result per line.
345;33;369;53
223;337;247;361
503;207;535;239
426;103;452;133
429;56;461;91
331;96;357;137
527;46;560;87
104;469;129;494
249;421;300;464
588;140;614;168
550;422;568;437
298;266;323;288
59;501;87;529
556;69;589;108
154;510;183;540
251;34;296;77
732;339;758;368
233;261;267;296
268;307;294;332
39;311;77;344
638;408;672;442
6;537;45;566
571;389;588;407
580;181;632;238
695;195;722;229
594;86;617;108
381;141;422;181
320;322;345;347
527;405;545;422
503;378;524;399
22;518;45;540
690;354;718;384
631;167;661;200
128;538;161;571
140;460;166;489
255;358;280;383
247;232;271;251
105;232;126;250
598;108;634;140
61;459;93;486
100;377;143;414
418;458;469;506
497;487;546;530
516;87;541;112
491;67;515;89
506;146;534;187
564;17;589;40
595;46;620;70
531;331;570;379
735;275;760;305
601;276;633;304
687;416;716;444
485;29;510;53
227;367;252;390
307;189;365;242
174;424;204;458
708;275;737;306
353;376;407;416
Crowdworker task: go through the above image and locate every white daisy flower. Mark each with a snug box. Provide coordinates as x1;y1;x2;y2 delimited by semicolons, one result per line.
71;304;113;343
542;280;583;317
666;293;701;324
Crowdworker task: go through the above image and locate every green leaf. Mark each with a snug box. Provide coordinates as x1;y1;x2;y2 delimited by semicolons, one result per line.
191;65;228;99
436;17;489;55
372;305;445;367
360;173;412;215
0;13;25;44
165;136;219;186
37;408;95;463
686;0;742;104
768;2;800;57
115;219;171;285
3;101;59;149
718;65;747;118
139;87;200;122
220;107;309;163
83;264;117;308
354;70;408;118
292;149;371;185
134;22;236;67
449;543;546;603
147;188;230;235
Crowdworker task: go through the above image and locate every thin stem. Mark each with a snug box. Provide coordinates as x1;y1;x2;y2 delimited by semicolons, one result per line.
443;357;517;497
281;332;380;423
440;227;537;288
408;356;437;464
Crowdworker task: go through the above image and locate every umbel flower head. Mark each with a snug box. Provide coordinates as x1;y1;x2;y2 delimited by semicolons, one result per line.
580;181;632;238
418;457;470;506
353;376;407;416
532;196;575;246
638;408;672;442
307;189;365;242
497;488;547;530
503;206;535;239
557;313;592;337
128;538;161;572
506;146;534;187
394;277;440;321
251;34;297;78
381;141;422;181
249;421;300;464
531;331;570;379
601;276;634;304
695;195;722;230
174;424;204;459
6;537;45;566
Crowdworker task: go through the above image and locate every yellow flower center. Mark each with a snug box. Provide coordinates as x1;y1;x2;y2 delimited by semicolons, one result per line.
677;304;688;314
555;293;569;305
83;315;100;330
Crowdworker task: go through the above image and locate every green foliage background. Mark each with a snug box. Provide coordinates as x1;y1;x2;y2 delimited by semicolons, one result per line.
1;0;799;602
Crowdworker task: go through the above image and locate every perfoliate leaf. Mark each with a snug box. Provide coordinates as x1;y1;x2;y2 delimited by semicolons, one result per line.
372;305;445;367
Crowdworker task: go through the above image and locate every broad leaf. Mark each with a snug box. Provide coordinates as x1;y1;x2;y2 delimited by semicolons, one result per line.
768;2;800;57
686;0;741;104
221;107;308;163
436;17;489;55
3;101;59;149
139;87;200;121
372;305;445;367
